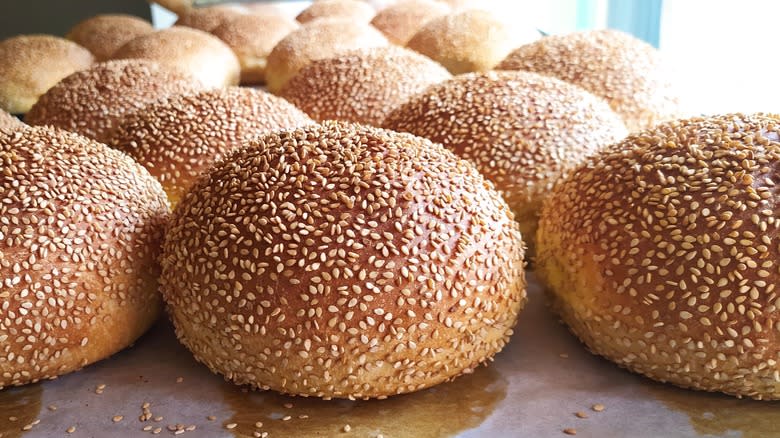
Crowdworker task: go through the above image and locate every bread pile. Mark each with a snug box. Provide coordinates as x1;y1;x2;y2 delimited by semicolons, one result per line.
4;0;775;405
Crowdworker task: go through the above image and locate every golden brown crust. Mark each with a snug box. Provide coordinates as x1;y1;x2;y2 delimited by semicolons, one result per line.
174;5;247;32
66;14;154;61
160;121;527;399
211;14;299;85
371;0;450;45
296;0;375;23
109;87;313;207
384;70;626;251
265;19;388;93
536;113;780;399
0;35;94;114
0;110;23;131
497;29;682;132
0;126;170;388
112;26;240;88
149;0;192;15
279;46;450;126
406;10;537;74
25;60;199;143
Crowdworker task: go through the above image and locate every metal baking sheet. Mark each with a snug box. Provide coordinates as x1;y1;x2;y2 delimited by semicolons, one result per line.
1;272;776;438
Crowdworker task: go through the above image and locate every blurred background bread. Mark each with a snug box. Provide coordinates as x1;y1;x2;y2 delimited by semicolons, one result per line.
66;14;154;61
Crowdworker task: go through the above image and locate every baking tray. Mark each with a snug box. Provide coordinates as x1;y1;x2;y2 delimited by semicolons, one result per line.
1;272;777;438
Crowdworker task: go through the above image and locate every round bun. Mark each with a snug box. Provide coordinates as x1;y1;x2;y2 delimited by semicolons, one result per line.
497;30;681;132
535;113;780;400
109;87;312;207
265;19;388;93
0;35;94;114
384;71;627;251
370;0;450;45
279;46;450;126
406;10;537;74
66;14;154;61
211;13;299;85
160;121;527;399
296;0;375;23
175;5;247;32
0;126;169;388
112;27;240;88
25;60;199;143
0;110;23;131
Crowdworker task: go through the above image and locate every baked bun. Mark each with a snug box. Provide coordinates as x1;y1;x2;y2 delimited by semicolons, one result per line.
0;35;94;114
370;0;450;45
384;71;627;251
296;0;375;23
497;30;681;132
535;113;780;400
211;13;299;85
112;27;240;88
265;19;388;93
0;110;23;131
0;126;169;388
279;46;450;126
25;60;198;143
406;10;537;74
66;14;154;61
160;121;527;399
175;5;247;32
109;87;312;207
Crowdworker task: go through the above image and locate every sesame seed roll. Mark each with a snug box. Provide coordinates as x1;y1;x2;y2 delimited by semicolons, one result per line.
112;27;240;88
25;60;200;143
0;35;94;114
296;0;375;24
278;46;451;126
264;19;388;93
497;29;682;132
536;113;780;399
109;87;313;207
384;70;627;253
175;5;247;32
160;121;527;399
370;0;450;46
66;14;154;61
0;126;170;388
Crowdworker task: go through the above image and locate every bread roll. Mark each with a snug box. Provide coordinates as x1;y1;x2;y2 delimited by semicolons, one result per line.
265;19;387;93
296;0;375;23
109;87;313;207
536;113;780;399
279;46;450;126
384;71;627;252
0;35;94;114
211;13;299;85
175;5;247;32
66;14;154;61
112;27;240;88
497;30;681;132
160;121;527;399
25;60;198;143
0;126;169;388
370;0;450;45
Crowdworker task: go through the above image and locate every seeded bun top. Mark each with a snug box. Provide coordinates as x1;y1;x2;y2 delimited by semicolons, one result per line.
0;35;95;114
279;46;451;126
264;19;388;93
175;5;247;32
497;29;681;132
0;125;169;388
160;121;527;399
406;9;538;74
0;110;23;131
110;87;313;206
296;0;375;23
67;14;154;61
535;113;780;399
112;26;240;88
25;60;199;143
384;70;627;249
371;0;450;45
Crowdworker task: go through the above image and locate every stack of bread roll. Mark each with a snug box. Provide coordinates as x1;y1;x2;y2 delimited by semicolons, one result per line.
3;0;777;405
